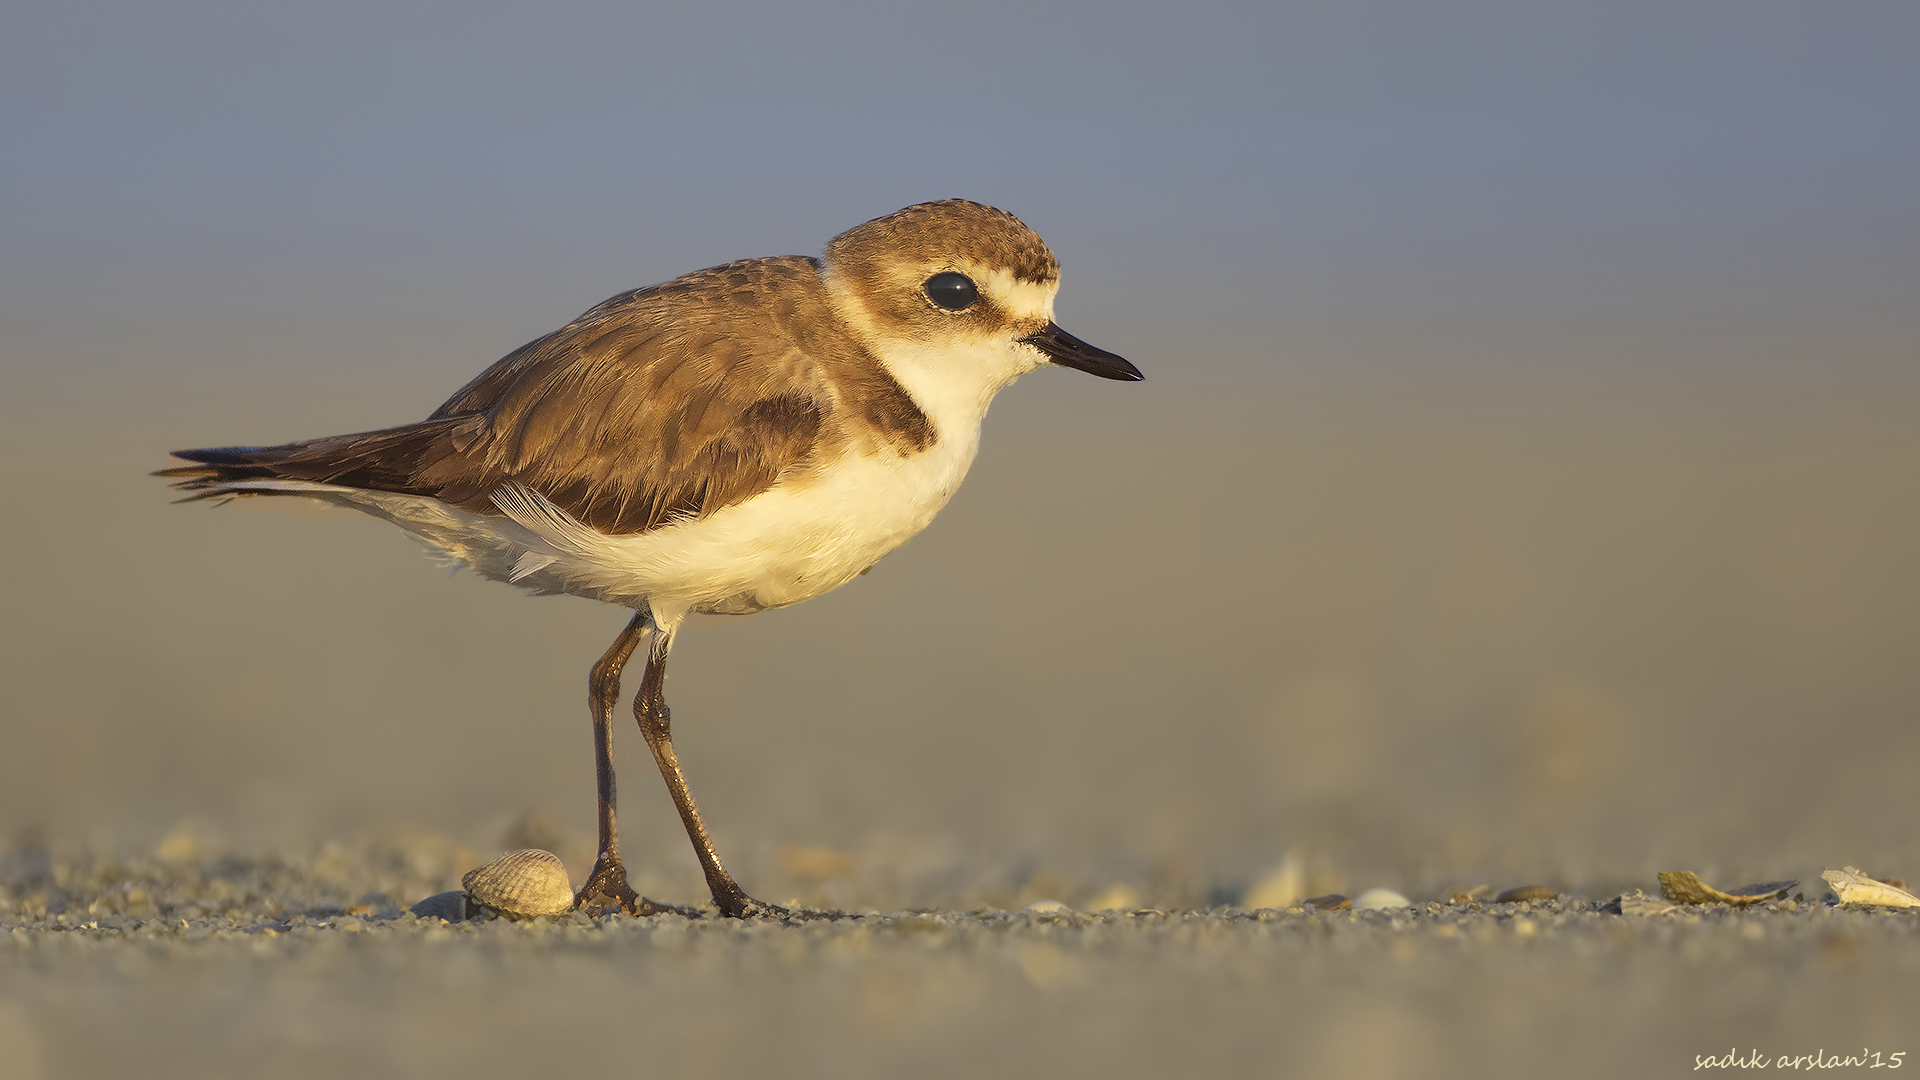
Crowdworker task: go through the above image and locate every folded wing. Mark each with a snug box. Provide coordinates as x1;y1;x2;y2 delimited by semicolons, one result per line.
162;258;830;536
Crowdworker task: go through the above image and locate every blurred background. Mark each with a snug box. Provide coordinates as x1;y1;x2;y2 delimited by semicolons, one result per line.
3;0;1917;909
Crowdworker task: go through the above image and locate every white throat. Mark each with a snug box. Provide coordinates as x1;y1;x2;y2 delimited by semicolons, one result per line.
876;335;1044;443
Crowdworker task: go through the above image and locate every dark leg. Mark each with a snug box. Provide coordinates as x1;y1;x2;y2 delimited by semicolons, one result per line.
573;612;650;916
634;631;783;919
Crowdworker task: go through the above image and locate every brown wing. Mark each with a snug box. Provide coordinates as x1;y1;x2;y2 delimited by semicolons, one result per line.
167;256;835;536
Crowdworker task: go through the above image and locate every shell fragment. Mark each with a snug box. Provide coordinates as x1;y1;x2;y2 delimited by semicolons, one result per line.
1821;867;1920;908
1657;871;1795;906
1606;890;1679;916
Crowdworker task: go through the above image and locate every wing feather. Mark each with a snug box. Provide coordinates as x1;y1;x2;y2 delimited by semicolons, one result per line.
170;257;838;536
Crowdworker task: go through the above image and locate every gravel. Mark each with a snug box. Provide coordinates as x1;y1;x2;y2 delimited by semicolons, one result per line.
3;839;1917;1079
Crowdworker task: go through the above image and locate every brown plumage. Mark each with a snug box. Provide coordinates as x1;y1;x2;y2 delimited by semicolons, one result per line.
162;255;933;535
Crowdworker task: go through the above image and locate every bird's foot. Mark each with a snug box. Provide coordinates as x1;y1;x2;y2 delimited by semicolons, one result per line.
708;880;793;921
705;888;851;921
574;858;642;917
574;859;704;918
727;896;791;920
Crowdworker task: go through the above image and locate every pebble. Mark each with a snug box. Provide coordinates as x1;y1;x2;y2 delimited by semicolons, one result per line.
1353;888;1411;911
408;891;477;922
1494;885;1556;904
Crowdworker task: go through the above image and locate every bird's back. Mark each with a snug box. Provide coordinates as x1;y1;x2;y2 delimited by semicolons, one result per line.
165;255;935;539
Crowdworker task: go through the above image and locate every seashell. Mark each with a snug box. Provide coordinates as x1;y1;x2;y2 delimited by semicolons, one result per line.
461;849;575;918
1353;888;1411;910
1494;885;1557;904
1302;893;1350;911
1022;899;1071;915
1606;890;1679;917
1822;867;1920;908
1444;885;1491;905
1657;871;1795;907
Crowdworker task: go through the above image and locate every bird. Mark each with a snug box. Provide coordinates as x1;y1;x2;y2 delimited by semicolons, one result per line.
160;199;1143;918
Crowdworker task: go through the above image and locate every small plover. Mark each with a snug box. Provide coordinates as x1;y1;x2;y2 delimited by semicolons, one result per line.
162;200;1142;918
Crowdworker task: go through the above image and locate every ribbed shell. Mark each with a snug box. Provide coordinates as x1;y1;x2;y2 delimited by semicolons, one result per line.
461;848;574;917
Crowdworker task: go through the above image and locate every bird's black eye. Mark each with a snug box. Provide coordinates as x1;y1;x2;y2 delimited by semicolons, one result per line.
923;272;978;311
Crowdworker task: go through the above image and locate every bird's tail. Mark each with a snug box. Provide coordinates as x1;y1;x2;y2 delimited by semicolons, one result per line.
157;417;485;503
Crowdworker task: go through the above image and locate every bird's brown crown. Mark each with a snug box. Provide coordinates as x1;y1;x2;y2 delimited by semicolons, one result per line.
825;200;1060;285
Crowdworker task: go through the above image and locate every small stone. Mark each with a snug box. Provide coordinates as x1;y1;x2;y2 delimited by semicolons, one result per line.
1303;893;1350;911
1494;885;1556;904
1443;885;1492;905
1353;888;1410;911
408;891;478;921
1023;899;1070;914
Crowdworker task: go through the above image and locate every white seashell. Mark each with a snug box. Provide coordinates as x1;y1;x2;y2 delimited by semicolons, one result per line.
461;849;575;918
1610;890;1679;917
1353;888;1411;910
1822;867;1920;908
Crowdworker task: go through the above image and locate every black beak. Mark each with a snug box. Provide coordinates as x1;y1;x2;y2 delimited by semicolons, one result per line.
1021;323;1143;381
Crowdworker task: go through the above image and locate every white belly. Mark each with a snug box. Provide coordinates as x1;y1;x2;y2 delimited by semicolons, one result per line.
504;429;983;625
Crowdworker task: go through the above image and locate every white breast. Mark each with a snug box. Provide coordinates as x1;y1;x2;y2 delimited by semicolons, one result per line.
543;421;983;626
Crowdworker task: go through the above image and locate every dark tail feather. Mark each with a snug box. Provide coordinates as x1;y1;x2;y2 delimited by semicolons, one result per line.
157;446;296;501
158;416;488;504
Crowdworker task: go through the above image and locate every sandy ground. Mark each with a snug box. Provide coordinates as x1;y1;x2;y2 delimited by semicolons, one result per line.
6;358;1918;1080
2;836;1916;1080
